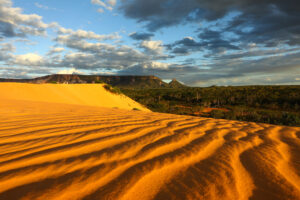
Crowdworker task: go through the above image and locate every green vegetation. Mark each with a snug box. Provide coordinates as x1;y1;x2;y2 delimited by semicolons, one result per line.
103;84;122;94
94;80;103;84
121;85;300;126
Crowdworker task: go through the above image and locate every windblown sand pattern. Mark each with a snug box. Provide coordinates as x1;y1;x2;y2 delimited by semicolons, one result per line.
0;85;300;200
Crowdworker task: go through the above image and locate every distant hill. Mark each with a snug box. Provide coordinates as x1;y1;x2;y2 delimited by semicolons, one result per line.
168;79;187;88
0;74;188;89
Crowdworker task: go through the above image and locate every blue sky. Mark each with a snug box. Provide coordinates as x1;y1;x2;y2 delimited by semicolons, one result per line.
0;0;299;86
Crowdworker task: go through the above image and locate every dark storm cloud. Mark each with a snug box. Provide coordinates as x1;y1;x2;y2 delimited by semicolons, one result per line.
198;29;240;52
129;32;154;40
119;0;200;31
117;62;203;80
116;50;300;86
168;31;239;55
222;52;300;75
174;37;201;47
119;0;300;46
184;51;300;86
171;47;190;55
0;42;14;62
223;1;300;47
210;47;300;60
167;37;203;55
0;21;21;38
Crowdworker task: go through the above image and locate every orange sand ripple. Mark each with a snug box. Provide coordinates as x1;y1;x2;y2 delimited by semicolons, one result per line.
0;86;300;199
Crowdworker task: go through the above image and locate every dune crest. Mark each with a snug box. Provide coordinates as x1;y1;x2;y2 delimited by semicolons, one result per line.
0;94;299;199
0;83;149;111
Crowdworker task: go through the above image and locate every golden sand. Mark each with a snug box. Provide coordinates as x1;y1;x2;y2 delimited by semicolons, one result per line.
0;83;149;111
0;84;299;200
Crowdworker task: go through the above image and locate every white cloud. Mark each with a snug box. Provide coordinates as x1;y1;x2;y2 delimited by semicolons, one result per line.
34;3;58;11
57;27;73;34
140;40;164;54
0;0;57;37
52;47;64;53
91;0;106;7
14;38;38;45
50;27;169;71
57;68;83;74
0;42;14;61
0;0;169;79
91;0;115;12
34;3;49;10
0;66;52;79
55;41;148;70
13;53;44;66
47;47;65;55
97;8;104;13
53;28;149;70
57;28;120;41
184;36;194;40
107;0;117;6
0;42;15;52
143;61;170;69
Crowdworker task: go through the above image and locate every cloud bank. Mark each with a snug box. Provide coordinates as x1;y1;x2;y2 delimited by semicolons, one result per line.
0;0;299;86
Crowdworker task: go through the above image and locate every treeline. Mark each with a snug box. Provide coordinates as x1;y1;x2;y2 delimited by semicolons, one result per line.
121;86;300;126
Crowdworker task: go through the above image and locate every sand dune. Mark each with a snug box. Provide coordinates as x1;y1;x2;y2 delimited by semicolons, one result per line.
0;83;149;111
0;86;299;200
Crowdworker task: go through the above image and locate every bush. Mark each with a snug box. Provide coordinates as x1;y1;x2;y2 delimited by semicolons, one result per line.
103;84;122;94
210;110;226;119
121;86;300;126
148;102;169;112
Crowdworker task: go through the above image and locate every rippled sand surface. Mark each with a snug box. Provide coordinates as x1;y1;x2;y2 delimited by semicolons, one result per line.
0;85;299;200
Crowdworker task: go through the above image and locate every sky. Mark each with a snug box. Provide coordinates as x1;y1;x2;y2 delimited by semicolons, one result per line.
0;0;299;86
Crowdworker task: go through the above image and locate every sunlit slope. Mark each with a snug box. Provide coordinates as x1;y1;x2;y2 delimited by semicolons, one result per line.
0;83;149;111
0;99;299;200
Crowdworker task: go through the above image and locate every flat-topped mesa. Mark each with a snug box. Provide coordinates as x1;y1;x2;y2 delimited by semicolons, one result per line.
33;74;85;84
0;74;188;89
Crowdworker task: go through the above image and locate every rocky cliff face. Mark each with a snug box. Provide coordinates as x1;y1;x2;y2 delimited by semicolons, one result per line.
0;74;188;89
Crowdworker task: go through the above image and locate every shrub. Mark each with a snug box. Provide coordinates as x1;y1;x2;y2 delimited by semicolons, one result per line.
103;84;122;94
210;110;225;119
95;80;103;84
